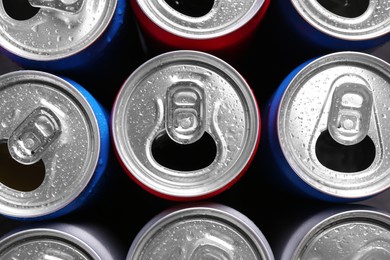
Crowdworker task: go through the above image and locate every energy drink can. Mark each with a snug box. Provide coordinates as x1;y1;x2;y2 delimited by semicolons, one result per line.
0;70;110;220
268;204;390;260
0;0;143;96
126;202;274;260
111;50;260;201
261;51;390;202
130;0;270;62
0;221;126;260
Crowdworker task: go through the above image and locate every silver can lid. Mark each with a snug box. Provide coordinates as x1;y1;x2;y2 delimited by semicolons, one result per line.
135;0;264;39
111;50;259;199
0;70;100;218
0;228;99;259
292;0;390;41
0;0;117;61
127;203;274;259
296;209;390;259
277;51;390;199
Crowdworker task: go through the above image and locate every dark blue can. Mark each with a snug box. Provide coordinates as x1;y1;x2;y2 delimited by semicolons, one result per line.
260;51;390;202
254;0;390;91
273;0;390;51
0;0;143;101
0;70;110;221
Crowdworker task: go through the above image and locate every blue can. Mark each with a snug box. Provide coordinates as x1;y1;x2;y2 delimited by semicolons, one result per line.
260;51;390;202
0;70;110;221
254;0;390;91
0;0;143;97
273;0;390;51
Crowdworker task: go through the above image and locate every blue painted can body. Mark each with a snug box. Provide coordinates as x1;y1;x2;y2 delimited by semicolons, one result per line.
260;51;390;202
0;0;143;99
0;70;111;221
276;0;390;51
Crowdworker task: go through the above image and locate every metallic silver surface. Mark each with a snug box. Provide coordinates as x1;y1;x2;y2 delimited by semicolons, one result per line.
111;50;259;199
0;222;121;260
277;51;390;199
0;229;93;259
127;203;274;260
0;70;100;218
292;0;390;40
136;0;264;39
0;0;117;60
296;209;390;260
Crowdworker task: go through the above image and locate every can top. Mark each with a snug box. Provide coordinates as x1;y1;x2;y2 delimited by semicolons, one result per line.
112;50;259;199
292;0;390;40
127;203;274;260
0;228;99;259
136;0;264;39
295;209;390;259
0;70;100;218
0;0;117;61
277;51;390;199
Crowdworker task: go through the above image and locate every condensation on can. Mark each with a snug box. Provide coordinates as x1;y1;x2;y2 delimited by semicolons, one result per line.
130;0;270;60
111;50;260;201
126;202;275;260
0;222;126;260
280;0;390;50
264;51;390;202
0;0;116;63
0;0;142;94
276;205;390;260
0;70;109;220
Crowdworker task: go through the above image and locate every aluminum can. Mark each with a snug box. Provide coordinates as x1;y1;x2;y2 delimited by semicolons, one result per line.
126;202;274;260
269;204;390;260
130;0;270;62
261;51;390;202
111;50;260;201
256;0;390;89
275;0;390;51
0;70;110;220
0;0;142;91
0;221;126;260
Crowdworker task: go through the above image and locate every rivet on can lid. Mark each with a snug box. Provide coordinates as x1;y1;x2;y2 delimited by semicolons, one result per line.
8;107;61;165
328;74;373;146
166;81;206;144
28;0;84;13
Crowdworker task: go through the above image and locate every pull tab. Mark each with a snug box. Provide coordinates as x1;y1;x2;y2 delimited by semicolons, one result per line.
8;107;61;165
28;0;84;14
166;81;206;144
328;74;373;146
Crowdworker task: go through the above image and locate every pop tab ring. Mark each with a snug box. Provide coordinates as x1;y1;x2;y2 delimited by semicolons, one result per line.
327;74;373;146
28;0;84;14
111;50;260;200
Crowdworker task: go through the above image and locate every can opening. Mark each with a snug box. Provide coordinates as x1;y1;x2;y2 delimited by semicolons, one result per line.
151;131;217;171
2;0;40;21
315;130;375;172
164;0;214;17
0;141;45;192
317;0;369;18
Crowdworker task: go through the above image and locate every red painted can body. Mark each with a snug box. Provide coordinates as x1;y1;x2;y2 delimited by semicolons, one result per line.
111;50;260;201
130;0;270;62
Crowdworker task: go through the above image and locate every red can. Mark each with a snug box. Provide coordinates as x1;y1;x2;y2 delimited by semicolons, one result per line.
130;0;270;61
111;50;260;201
